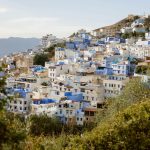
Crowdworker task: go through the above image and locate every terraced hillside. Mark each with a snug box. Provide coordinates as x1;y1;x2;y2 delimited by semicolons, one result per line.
93;15;140;37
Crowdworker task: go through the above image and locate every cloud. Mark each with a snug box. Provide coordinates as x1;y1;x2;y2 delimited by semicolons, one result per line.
0;7;8;13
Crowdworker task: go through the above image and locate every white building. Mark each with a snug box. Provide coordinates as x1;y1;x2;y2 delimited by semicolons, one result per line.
103;75;129;98
7;88;32;114
111;61;130;75
121;27;132;34
41;34;64;48
55;47;65;61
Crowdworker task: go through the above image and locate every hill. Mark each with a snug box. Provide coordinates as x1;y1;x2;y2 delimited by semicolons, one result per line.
0;37;40;57
93;15;140;37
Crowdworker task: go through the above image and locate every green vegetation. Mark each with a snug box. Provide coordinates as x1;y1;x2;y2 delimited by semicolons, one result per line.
33;42;66;66
135;65;150;75
63;78;150;150
144;16;150;32
28;115;63;136
33;53;49;66
0;112;26;149
121;32;145;39
28;114;95;137
0;78;150;149
67;99;150;150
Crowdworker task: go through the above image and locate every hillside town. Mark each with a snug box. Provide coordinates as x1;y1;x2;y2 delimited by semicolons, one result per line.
0;14;150;126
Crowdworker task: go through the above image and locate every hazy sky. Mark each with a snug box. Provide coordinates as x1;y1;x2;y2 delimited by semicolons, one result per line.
0;0;150;38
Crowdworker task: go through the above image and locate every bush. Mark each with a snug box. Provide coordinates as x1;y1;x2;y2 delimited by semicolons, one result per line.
33;53;49;66
135;65;150;75
0;111;26;149
28;115;63;136
67;100;150;150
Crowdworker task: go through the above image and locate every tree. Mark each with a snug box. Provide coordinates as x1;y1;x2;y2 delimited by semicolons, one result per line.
67;100;150;150
0;101;26;149
33;53;49;66
144;16;150;32
121;33;130;39
28;115;63;136
95;77;150;124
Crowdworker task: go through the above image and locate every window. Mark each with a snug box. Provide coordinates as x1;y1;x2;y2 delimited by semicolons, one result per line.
80;118;82;121
20;101;22;104
81;89;85;92
66;110;69;114
24;101;27;105
90;112;94;116
60;110;62;114
77;117;79;121
70;110;73;115
56;91;59;95
24;107;27;110
20;107;22;110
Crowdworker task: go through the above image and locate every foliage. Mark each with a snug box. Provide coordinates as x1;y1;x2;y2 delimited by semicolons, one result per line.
0;110;26;149
96;78;150;123
121;32;145;39
0;76;26;149
28;115;62;136
67;99;150;150
28;115;95;137
41;82;48;86
33;53;49;66
44;42;66;61
2;63;8;68
144;16;150;32
135;65;150;75
1;77;150;149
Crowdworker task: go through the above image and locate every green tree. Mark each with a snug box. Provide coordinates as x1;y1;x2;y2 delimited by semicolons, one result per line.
144;16;150;32
96;77;150;124
67;100;150;150
33;53;49;66
0;102;26;149
28;115;63;136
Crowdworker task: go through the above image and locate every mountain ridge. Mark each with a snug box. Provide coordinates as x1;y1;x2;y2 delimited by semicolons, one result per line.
0;37;40;57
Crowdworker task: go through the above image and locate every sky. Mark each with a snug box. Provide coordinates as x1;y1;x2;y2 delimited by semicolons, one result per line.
0;0;150;38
